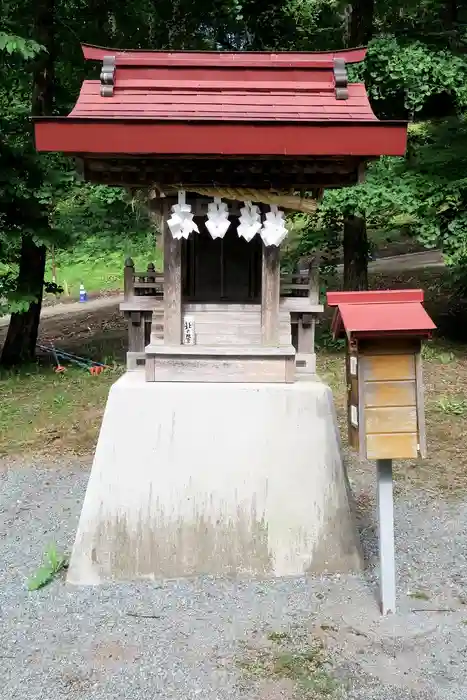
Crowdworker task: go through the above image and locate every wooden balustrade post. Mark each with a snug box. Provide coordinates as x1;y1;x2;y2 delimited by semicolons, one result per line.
124;257;134;300
146;262;156;297
308;256;320;304
128;312;145;353
296;257;320;374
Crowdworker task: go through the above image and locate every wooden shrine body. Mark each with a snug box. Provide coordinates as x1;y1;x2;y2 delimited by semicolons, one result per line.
34;44;408;585
121;196;322;382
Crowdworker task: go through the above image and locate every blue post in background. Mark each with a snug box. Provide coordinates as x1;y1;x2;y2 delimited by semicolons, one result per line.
79;283;87;303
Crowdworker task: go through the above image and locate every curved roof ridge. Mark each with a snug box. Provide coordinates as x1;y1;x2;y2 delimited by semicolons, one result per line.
81;43;367;65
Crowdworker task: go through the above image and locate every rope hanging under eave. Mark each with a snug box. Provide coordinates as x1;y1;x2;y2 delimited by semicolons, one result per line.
149;185;320;214
185;187;319;214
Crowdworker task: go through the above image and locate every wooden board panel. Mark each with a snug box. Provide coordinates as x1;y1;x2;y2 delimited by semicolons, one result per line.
363;354;415;382
364;380;416;408
147;355;291;383
366;433;418;460
365;406;417;434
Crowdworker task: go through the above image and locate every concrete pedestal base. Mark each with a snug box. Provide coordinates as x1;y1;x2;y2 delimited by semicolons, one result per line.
67;372;361;584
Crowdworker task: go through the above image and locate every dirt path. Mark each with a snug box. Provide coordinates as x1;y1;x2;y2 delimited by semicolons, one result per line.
368;249;444;272
0;293;124;329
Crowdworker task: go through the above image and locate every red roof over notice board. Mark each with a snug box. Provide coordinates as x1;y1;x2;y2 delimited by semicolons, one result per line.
327;290;436;340
33;44;407;158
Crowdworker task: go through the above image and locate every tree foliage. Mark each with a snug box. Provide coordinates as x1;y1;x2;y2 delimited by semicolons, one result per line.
2;0;467;360
294;21;467;290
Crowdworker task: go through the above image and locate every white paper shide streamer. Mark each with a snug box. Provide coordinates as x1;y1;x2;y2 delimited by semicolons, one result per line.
237;201;262;242
167;190;199;240
260;205;288;247
166;191;288;246
205;197;230;239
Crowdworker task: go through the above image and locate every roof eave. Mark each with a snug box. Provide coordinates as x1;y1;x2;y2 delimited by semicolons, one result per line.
32;115;408;127
33;119;408;158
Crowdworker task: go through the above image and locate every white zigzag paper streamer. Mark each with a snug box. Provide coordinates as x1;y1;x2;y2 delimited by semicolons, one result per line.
167;190;199;240
205;197;230;239
260;205;288;247
237;201;262;242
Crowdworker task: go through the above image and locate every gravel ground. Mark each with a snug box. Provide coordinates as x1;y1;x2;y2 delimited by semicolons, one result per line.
1;458;466;700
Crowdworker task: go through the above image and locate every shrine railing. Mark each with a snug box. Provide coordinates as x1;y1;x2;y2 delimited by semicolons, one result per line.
122;258;319;302
123;258;163;299
120;257;323;371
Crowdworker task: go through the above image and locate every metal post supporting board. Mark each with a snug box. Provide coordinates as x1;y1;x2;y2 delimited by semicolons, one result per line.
376;458;396;615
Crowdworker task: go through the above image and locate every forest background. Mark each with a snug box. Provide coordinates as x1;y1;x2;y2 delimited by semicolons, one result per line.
1;0;467;365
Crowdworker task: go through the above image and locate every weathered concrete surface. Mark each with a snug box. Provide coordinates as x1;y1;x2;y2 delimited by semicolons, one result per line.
67;372;362;584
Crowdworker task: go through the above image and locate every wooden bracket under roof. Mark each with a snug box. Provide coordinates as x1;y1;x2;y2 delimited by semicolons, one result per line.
100;55;116;97
333;58;348;100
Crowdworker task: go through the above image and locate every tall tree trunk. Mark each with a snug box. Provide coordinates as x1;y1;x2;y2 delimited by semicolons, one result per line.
1;0;55;367
349;0;374;46
342;0;374;291
343;215;369;291
1;238;47;367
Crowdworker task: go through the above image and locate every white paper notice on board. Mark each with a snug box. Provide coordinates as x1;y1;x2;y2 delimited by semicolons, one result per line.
350;355;357;376
183;316;195;345
350;405;358;427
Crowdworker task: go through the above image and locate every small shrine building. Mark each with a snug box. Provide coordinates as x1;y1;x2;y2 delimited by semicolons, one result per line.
34;44;407;584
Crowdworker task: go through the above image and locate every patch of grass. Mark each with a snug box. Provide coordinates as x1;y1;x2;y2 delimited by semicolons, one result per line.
267;631;293;643
422;344;455;364
28;544;68;590
273;648;337;697
46;235;161;299
408;591;431;601
317;352;343;395
436;397;467;416
238;632;338;699
0;363;122;457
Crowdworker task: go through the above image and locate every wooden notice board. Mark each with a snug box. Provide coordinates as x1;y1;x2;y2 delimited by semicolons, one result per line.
349;339;426;461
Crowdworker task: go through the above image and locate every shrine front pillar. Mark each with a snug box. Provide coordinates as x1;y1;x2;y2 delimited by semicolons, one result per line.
162;204;182;345
261;242;280;346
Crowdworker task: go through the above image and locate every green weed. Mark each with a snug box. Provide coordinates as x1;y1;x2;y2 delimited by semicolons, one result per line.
238;633;338;699
436;397;467;416
409;591;431;601
267;631;293;643
315;329;346;352
422;344;455;364
28;544;68;591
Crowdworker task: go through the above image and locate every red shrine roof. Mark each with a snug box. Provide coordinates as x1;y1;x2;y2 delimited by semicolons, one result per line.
327;290;436;340
33;44;407;158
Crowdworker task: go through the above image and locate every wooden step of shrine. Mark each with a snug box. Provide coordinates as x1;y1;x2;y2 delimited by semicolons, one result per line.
149;304;292;347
